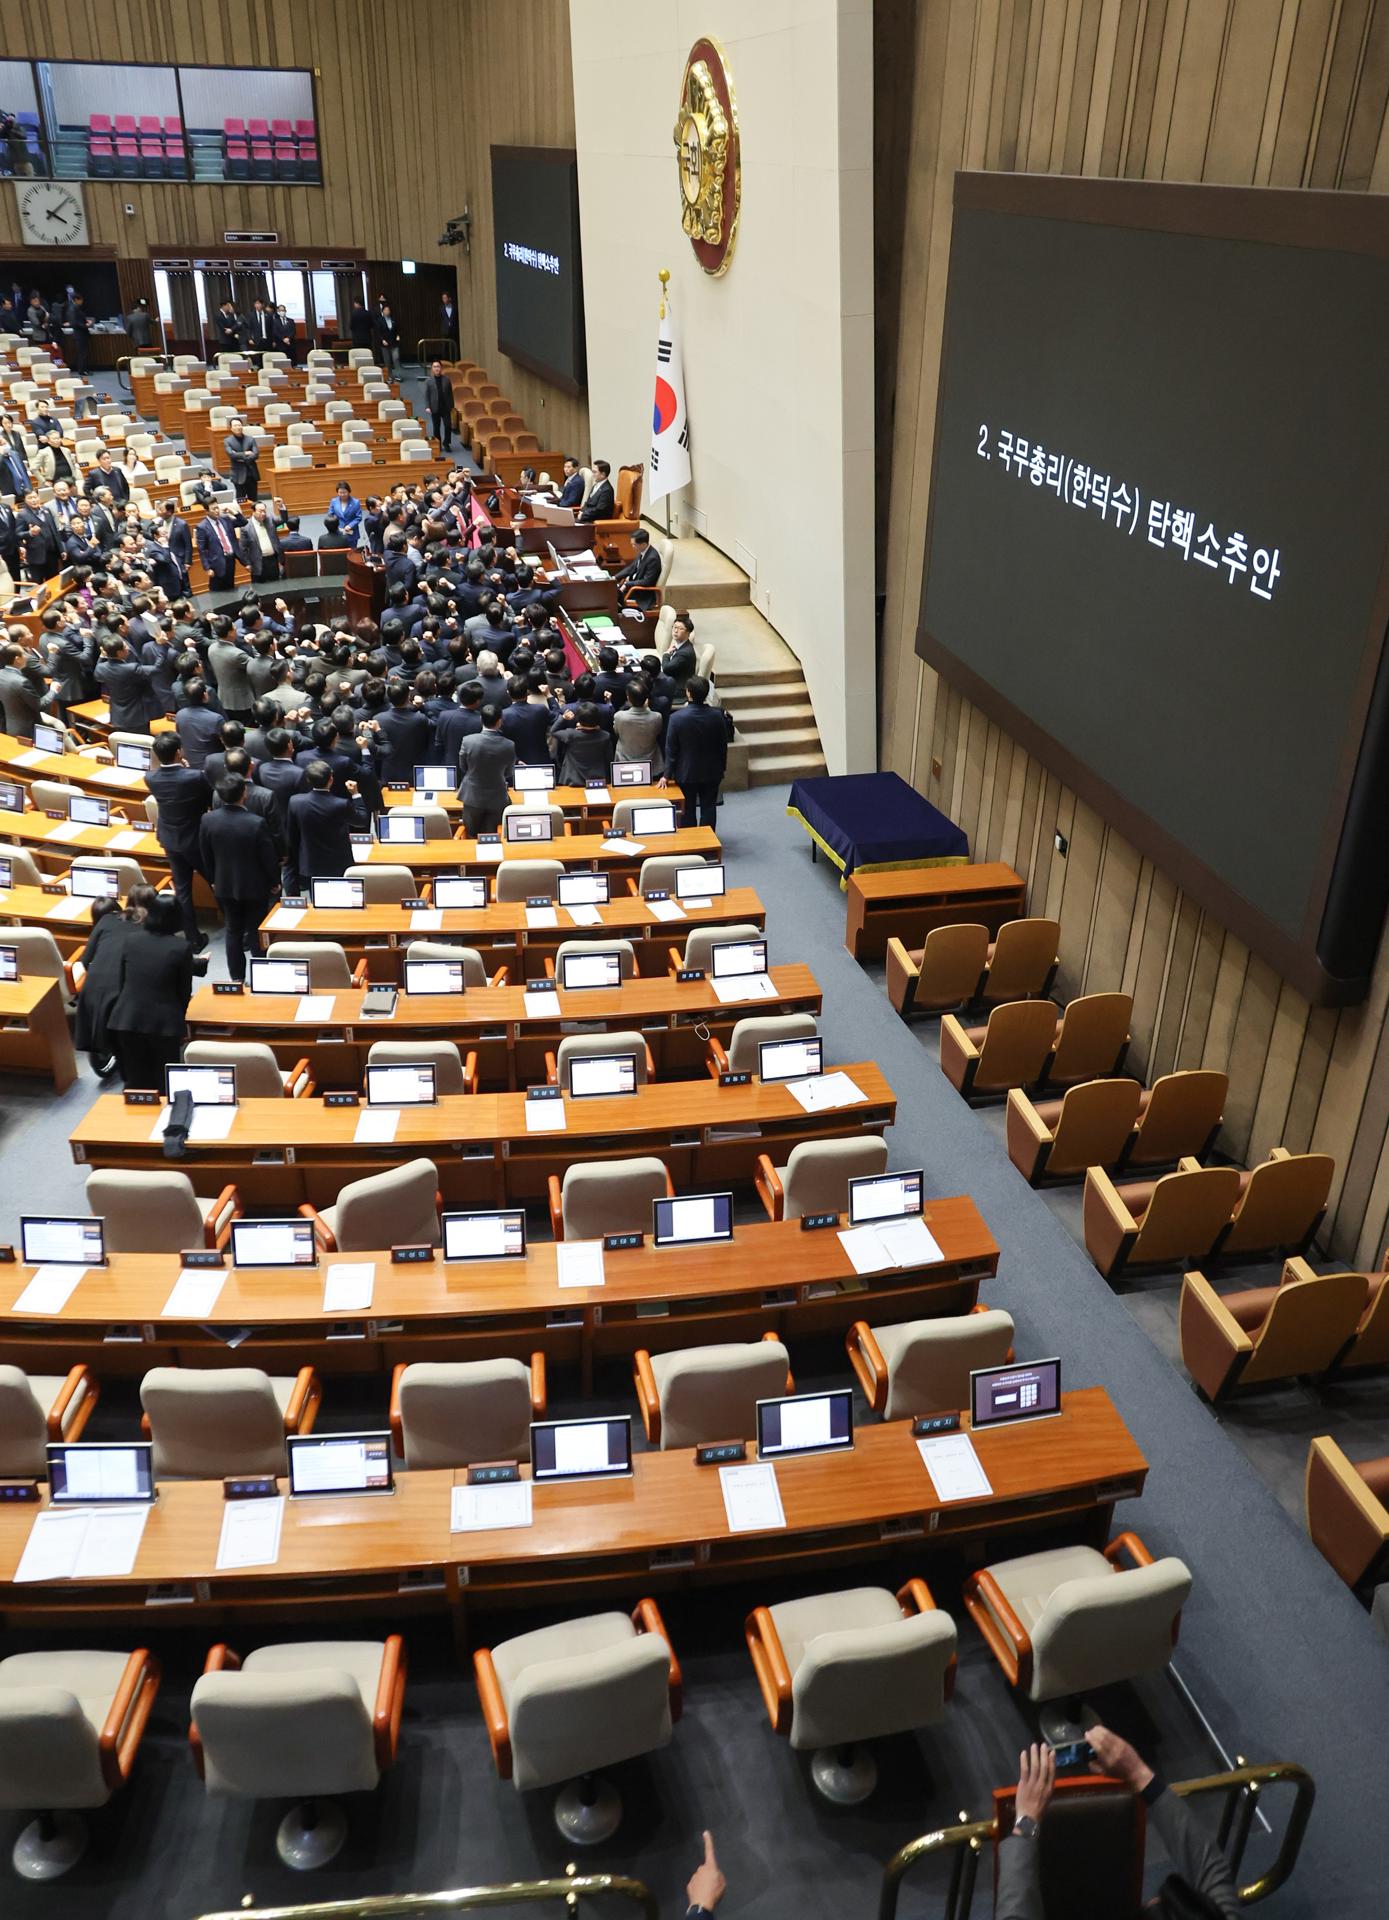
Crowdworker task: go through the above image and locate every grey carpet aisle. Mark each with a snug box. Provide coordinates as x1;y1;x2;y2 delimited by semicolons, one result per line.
0;789;1385;1916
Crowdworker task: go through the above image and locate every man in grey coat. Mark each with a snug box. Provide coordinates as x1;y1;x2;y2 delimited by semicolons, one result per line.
207;618;256;721
456;703;516;834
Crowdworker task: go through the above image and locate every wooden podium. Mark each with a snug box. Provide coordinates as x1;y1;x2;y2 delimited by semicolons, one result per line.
345;550;386;627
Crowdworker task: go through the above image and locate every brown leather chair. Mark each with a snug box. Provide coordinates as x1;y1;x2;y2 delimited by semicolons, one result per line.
1123;1070;1227;1171
1340;1264;1389;1372
977;917;1060;1005
1179;1262;1368;1401
884;923;989;1019
940;998;1059;1101
1084;1162;1243;1281
1040;993;1132;1089
1216;1149;1333;1259
1305;1435;1389;1590
991;1776;1148;1919
1007;1078;1143;1185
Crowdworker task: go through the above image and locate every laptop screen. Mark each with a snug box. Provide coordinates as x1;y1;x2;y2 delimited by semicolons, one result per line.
567;1052;638;1098
68;795;110;828
530;1416;634;1482
514;764;556;792
412;765;455;794
165;1065;237;1105
403;960;463;995
33;721;65;756
711;939;768;979
757;1389;855;1460
248;958;310;995
0;784;22;815
48;1442;155;1505
68;864;122;900
287;1431;394;1498
675;862;726;901
376;813;425;843
365;1063;438;1106
442;1208;527;1261
614;761;650;787
310;877;365;909
652;1192;734;1248
970;1359;1063;1430
758;1036;823;1084
434;875;488;909
116;742;152;771
0;943;16;981
20;1215;106;1267
504;812;553;843
557;871;610;907
629;802;676;836
230;1218;318;1269
559;950;622;991
849;1169;925;1224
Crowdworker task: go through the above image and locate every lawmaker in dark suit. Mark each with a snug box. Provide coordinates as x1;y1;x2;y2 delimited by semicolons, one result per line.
0;642;47;736
84;451;130;506
550;703;617;787
199;774;281;983
663;676;727;829
196;508;240;591
161;506;193;579
140;632;180;717
367;683;432;785
577;460;615;522
432;689;484;765
615;529;662;610
270;306;298;363
147;733;212;946
661;613;698;689
174;684;224;769
457;708;517;834
287;763;355;886
94;640;154;735
425;362;454;452
106;895;194;1089
255;731;309;889
237;505;284;583
44;620;94;716
501;684;556;765
213;303;242;352
223;420;262;503
557;458;585;511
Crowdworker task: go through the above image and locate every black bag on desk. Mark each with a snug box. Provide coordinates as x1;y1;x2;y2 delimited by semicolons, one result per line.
162;1088;193;1159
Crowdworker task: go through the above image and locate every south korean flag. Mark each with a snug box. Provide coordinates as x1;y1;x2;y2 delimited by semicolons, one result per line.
648;294;691;503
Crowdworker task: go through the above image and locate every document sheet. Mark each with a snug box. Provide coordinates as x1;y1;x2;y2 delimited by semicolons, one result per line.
161;1269;227;1318
13;1266;87;1314
555;1240;606;1289
323;1263;375;1313
524;1098;567;1133
917;1434;993;1502
719;1462;786;1533
451;1481;534;1532
354;1108;399;1144
216;1494;285;1570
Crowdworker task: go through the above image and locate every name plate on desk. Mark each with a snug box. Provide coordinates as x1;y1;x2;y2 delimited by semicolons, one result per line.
525;895;551;907
325;1091;360;1107
913;1413;961;1436
645;890;669;901
527;1085;562;1101
280;896;307;909
694;1441;747;1466
0;1479;41;1502
44;809;64;821
604;828;627;838
719;1071;752;1087
676;968;705;983
213;981;244;995
603;1231;643;1251
402;897;428;911
801;1211;840;1231
41;881;66;895
477;833;501;845
383;783;411;793
466;1461;520;1485
0;1246;14;1264
349;834;372;846
391;1244;433;1264
123;1088;160;1106
179;1247;224;1268
223;1475;279;1501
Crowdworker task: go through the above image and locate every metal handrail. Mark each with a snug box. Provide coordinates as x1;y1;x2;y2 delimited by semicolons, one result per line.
195;1865;658;1919
417;336;460;365
878;1759;1315;1920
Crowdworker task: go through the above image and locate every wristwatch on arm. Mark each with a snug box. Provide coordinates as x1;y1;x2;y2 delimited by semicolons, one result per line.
1012;1813;1041;1841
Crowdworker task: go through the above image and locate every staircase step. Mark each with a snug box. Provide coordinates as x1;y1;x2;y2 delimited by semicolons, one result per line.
716;666;807;689
747;751;828;786
725;702;818;734
742;726;825;755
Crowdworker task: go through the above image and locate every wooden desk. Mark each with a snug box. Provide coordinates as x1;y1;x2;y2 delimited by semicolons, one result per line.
0;1391;1146;1631
0;884;93;954
0;976;77;1091
69;1063;897;1208
0;732;147;813
845;863;1027;961
357;826;721;878
185;964;822;1090
0;805;166;882
382;782;685;825
64;704;175;743
0;1200;996;1388
258;887;766;983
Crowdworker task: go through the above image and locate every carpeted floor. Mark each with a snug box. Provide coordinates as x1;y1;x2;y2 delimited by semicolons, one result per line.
2;732;1386;1913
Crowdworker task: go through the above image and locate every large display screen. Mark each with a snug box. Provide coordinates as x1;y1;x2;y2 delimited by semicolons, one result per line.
917;175;1389;1004
491;145;586;392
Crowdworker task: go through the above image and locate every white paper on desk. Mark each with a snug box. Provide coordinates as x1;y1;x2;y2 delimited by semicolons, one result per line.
12;748;45;768
97;767;144;788
720;1462;786;1534
917;1434;993;1502
149;1104;237;1143
451;1480;533;1533
46;895;90;920
354;1108;399;1144
583;786;611;805
601;837;644;855
13;1508;87;1583
107;829;145;851
217;1494;284;1570
74;1505;149;1577
645;897;685;923
565;903;602;927
295;993;336;1023
13;1265;86;1314
523;989;561;1019
267;905;305;930
162;1269;226;1318
525;906;558;929
877;1216;944;1268
323;1262;375;1312
525;1097;568;1134
710;972;777;1005
45;821;73;839
787;1070;866;1112
682;897;712;910
409;908;443;931
556;1238;605;1288
476;842;504;862
836;1225;896;1276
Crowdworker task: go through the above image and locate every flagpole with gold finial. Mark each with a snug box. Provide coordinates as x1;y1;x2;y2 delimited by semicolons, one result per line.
658;270;672;536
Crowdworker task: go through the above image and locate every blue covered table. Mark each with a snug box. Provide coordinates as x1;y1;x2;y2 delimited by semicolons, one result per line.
786;772;969;883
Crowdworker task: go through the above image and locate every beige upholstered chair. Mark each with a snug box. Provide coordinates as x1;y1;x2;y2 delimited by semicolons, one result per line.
183;1039;311;1099
1;928;69;991
548;1156;672;1240
1084;1163;1243;1281
746;1578;957;1802
1042;992;1132;1088
85;1169;241;1253
501;801;565;841
1218;1150;1333;1259
266;940;363;988
301;1157;443;1251
0;847;44;888
1007;1078;1144;1184
390;1357;546;1466
708;1012;818;1078
755;1136;889;1222
885;923;990;1019
69;855;148;898
140;1365;321;1478
343;862;417;904
1179;1261;1367;1401
633;1334;792;1448
549;1030;653;1089
846;1308;1015;1420
550;938;637;982
0;1364;100;1477
963;1532;1191;1741
30;780;81;814
611;797;677;835
1126;1070;1227;1170
977;918;1061;1005
386;805;452;841
677;922;761;974
365;1038;476;1096
0;1647;160;1878
1305;1435;1389;1590
404;940;505;986
474;1600;680;1841
496;858;562;902
638;854;709;896
940;999;1060;1100
190;1636;406;1868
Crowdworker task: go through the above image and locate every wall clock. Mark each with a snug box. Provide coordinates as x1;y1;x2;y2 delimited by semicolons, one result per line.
15;180;89;247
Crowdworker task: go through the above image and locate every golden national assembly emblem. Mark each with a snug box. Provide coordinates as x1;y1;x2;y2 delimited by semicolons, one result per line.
673;38;740;277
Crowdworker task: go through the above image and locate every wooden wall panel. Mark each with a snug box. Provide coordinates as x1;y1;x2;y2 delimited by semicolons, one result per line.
877;0;1389;1263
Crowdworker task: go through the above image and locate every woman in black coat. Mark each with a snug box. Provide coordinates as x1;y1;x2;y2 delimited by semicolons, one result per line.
72;891;153;1076
106;894;194;1090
